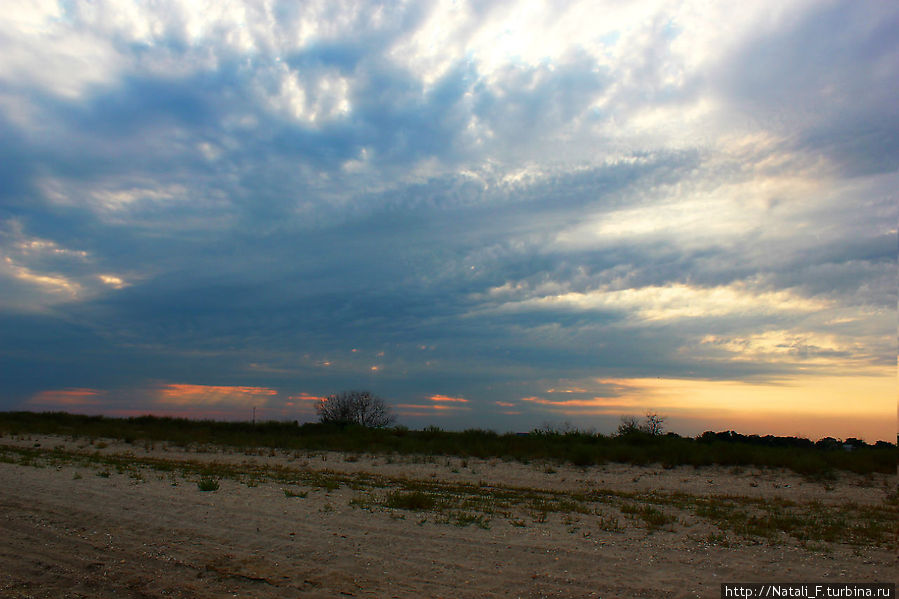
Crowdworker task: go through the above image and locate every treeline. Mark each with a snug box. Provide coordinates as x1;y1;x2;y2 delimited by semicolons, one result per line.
0;411;894;476
696;430;893;450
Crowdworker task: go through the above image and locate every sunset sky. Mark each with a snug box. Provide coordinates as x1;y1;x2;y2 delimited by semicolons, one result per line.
1;0;896;441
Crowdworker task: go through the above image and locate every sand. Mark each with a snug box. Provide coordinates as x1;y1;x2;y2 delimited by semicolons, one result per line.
0;434;895;598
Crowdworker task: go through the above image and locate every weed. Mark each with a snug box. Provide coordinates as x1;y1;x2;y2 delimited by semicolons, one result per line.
452;511;490;529
197;477;220;492
385;490;436;511
705;532;730;546
349;495;374;509
597;514;622;532
284;488;308;498
622;503;675;529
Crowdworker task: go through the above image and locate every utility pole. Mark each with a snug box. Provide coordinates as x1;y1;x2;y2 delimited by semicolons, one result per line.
252;406;256;426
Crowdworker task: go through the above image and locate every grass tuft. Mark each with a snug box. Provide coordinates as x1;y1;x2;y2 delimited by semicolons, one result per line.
197;477;220;492
385;490;436;511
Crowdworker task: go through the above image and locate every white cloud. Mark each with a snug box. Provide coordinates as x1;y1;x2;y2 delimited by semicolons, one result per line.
0;25;123;99
0;221;132;311
1;255;82;301
264;63;352;125
481;281;829;322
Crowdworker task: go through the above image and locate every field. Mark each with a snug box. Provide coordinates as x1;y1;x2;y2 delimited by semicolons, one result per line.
0;414;896;598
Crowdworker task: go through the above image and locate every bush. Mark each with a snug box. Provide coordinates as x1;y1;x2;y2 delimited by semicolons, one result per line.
197;477;220;492
617;412;665;437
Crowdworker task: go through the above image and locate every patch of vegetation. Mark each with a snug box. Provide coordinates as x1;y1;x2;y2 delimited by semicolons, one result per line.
597;513;623;532
448;511;490;529
621;503;676;529
197;477;220;491
385;490;436;511
1;411;894;475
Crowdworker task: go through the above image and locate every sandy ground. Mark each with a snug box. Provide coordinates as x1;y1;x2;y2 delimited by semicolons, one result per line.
0;434;896;598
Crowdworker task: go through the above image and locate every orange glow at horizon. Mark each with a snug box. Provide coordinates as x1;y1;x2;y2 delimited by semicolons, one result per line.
597;375;893;417
27;388;103;406
526;371;894;442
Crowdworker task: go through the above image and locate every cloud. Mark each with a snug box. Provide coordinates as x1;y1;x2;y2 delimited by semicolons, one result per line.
715;2;899;177
480;282;830;322
0;0;894;440
155;384;278;406
521;396;623;408
428;394;469;403
395;403;469;412
288;392;325;403
26;388;104;408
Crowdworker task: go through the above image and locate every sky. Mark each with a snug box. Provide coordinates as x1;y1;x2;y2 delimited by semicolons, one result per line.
0;0;896;442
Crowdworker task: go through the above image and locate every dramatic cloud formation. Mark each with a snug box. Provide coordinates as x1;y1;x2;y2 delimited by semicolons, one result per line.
1;0;895;440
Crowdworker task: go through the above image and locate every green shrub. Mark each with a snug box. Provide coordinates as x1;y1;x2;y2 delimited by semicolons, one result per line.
386;490;435;511
197;477;220;492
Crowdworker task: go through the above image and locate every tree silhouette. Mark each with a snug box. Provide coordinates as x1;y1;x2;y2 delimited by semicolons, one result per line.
316;390;394;428
642;412;665;436
616;412;665;436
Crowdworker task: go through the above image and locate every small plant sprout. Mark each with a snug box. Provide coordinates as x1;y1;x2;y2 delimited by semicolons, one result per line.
197;477;220;492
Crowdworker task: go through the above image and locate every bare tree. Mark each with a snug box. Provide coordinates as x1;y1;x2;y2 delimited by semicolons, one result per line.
642;411;665;436
316;390;394;428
